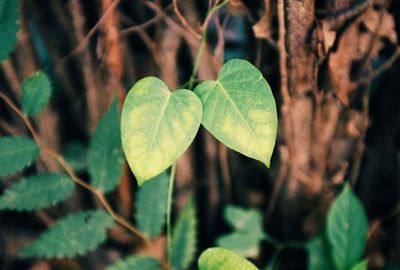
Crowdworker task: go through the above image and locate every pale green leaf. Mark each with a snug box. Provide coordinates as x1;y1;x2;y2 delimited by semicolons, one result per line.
0;136;39;176
89;99;124;193
198;247;259;270
0;0;19;62
21;71;52;116
21;210;114;258
327;184;368;270
194;59;277;167
62;141;87;172
350;260;368;270
307;233;335;270
170;198;197;270
135;169;169;238
217;205;266;257
106;255;161;270
121;77;202;185
0;173;74;211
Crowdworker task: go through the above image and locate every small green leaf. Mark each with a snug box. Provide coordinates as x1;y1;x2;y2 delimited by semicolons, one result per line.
327;184;368;270
0;173;74;211
307;233;335;270
21;210;114;258
170;198;197;270
198;247;259;270
217;205;266;257
350;260;368;270
0;0;19;62
106;255;161;270
21;71;52;116
194;59;277;167
121;77;202;185
0;136;39;176
135;169;169;238
88;98;124;193
62;141;87;172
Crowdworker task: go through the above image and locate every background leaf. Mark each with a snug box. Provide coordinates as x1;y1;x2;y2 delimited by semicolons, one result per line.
0;0;19;62
21;210;114;258
307;233;335;270
88;98;124;193
170;198;197;270
121;77;202;184
62;141;87;173
135;169;169;238
327;184;368;270
217;205;266;257
21;71;52;117
194;59;278;167
198;247;259;270
106;255;161;270
0;173;74;211
0;136;39;177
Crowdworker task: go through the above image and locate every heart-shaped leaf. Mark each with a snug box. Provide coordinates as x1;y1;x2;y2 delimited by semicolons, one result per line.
198;247;259;270
194;59;277;166
121;77;202;184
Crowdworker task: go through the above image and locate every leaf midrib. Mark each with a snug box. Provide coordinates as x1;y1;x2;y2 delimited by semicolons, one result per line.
148;93;171;155
215;81;260;145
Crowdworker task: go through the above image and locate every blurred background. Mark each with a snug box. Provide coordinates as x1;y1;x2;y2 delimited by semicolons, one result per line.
0;0;400;269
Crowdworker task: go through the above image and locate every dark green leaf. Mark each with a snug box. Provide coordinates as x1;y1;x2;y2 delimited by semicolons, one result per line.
327;184;368;270
89;99;124;193
21;210;114;258
170;198;197;270
135;169;169;238
0;173;74;211
307;233;335;270
0;0;19;62
21;71;52;116
217;205;266;257
62;141;87;172
106;255;161;270
0;136;39;176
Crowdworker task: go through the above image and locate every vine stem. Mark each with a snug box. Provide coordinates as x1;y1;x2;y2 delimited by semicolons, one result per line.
188;0;229;90
0;91;149;244
166;163;177;263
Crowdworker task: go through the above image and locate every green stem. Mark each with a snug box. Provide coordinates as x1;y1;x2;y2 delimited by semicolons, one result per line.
167;163;177;267
188;0;230;90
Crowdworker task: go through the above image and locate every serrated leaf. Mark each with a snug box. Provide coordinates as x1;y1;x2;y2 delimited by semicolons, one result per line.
21;210;114;258
194;59;277;167
198;247;259;270
21;71;52;116
88;98;124;193
307;233;335;270
106;255;161;270
0;0;19;62
135;169;169;238
170;198;197;270
0;136;39;176
62;141;87;172
350;260;368;270
0;173;74;211
327;184;368;270
121;77;202;185
217;205;266;257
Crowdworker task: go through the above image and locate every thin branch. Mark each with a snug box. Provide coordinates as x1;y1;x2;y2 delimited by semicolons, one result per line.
0;91;149;244
172;0;201;39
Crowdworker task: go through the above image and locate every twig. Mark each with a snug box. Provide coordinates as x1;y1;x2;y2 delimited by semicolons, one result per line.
172;0;201;39
0;92;149;244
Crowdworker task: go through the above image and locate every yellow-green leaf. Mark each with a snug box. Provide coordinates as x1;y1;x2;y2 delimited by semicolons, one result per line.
198;247;259;270
121;77;202;185
194;59;277;166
